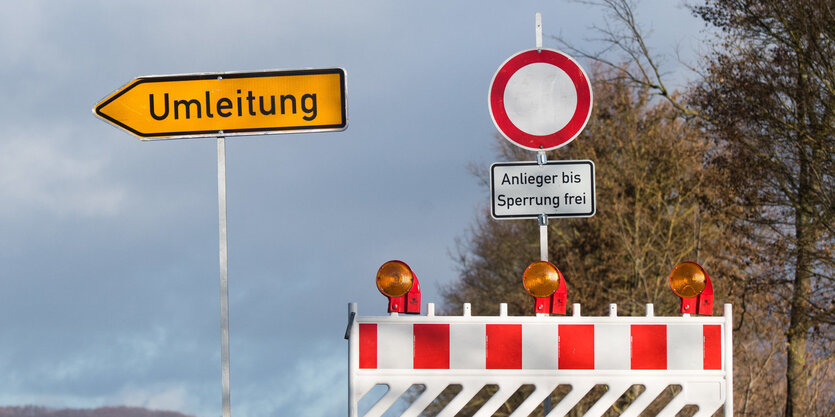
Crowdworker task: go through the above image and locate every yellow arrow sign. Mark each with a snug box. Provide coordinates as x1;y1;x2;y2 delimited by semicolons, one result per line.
94;68;346;139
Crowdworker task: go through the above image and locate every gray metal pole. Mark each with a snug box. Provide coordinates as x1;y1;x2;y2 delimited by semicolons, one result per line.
217;136;231;417
538;214;549;262
537;151;549;264
537;145;552;417
724;304;734;416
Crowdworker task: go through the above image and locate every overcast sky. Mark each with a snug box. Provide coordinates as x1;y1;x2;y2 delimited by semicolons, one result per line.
0;1;705;416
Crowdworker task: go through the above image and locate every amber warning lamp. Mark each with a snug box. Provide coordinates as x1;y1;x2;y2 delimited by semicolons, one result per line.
669;261;714;315
522;261;568;314
376;260;421;314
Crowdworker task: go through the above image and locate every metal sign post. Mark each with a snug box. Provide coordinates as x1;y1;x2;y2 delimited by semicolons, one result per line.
94;67;348;417
217;136;231;417
536;147;551;414
537;150;549;263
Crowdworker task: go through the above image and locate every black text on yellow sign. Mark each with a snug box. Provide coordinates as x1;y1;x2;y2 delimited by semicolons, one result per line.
94;68;347;139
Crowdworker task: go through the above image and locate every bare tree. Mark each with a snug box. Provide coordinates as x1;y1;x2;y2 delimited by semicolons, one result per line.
552;1;834;415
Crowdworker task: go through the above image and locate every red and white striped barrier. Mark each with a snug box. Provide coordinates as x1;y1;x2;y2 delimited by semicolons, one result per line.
359;322;722;371
348;303;733;417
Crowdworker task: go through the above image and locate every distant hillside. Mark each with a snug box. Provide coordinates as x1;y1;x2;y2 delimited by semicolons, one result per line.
0;406;194;417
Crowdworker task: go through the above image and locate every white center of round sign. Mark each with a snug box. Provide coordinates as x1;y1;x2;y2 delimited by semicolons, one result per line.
504;62;578;136
488;49;593;151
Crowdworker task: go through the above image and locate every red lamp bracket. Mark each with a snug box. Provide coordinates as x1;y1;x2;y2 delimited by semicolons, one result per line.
533;270;567;315
387;275;421;314
679;275;714;315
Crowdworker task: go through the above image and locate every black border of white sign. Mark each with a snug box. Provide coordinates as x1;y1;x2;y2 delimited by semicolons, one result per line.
490;160;596;219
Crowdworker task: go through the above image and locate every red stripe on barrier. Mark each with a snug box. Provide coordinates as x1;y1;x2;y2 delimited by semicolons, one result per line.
414;324;450;369
359;323;377;369
486;324;522;369
631;325;666;369
703;324;722;370
558;324;594;369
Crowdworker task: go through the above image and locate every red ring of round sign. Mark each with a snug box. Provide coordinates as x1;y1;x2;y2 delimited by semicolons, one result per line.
489;49;593;151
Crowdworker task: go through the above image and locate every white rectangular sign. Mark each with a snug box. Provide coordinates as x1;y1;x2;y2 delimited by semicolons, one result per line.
490;160;595;219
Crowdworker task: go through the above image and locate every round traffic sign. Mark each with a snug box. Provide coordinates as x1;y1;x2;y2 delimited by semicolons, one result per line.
489;49;593;151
